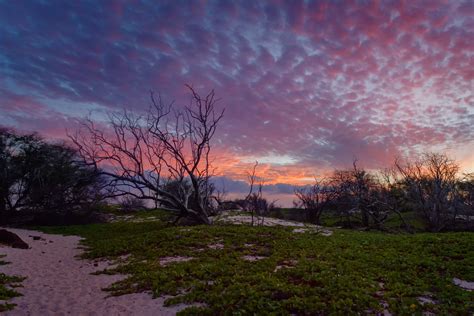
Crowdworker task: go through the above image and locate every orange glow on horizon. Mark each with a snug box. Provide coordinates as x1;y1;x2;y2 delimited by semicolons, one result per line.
213;148;473;185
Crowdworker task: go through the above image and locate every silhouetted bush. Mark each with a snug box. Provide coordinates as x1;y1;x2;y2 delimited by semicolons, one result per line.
0;128;105;224
119;196;147;212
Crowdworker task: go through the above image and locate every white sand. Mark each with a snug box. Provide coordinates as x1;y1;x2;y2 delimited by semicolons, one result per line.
0;228;192;315
207;243;224;250
212;214;333;236
213;214;308;227
241;255;267;262
158;256;194;267
453;277;474;291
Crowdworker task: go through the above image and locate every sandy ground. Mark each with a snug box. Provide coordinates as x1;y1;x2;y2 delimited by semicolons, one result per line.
212;214;333;236
0;228;191;316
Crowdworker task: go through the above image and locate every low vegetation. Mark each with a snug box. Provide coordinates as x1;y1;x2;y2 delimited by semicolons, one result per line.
40;214;473;315
0;254;25;312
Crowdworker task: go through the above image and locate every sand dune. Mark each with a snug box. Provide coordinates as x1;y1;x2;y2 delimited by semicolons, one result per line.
0;228;188;316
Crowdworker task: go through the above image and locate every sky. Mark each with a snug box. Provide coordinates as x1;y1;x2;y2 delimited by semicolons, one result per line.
0;0;473;204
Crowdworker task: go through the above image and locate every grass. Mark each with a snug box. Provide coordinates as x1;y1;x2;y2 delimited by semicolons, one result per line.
0;254;25;312
39;217;474;315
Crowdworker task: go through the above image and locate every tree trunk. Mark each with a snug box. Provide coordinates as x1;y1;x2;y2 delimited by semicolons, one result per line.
0;198;6;224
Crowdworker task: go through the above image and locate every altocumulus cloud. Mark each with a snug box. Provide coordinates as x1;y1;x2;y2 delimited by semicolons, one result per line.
0;0;473;189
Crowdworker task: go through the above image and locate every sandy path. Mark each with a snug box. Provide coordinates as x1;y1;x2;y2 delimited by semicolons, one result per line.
0;228;188;316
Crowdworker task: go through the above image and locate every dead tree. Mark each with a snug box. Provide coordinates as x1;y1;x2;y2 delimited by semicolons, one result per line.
330;160;388;229
294;177;336;225
395;152;461;231
459;173;473;211
243;161;271;226
377;168;413;232
212;179;228;213
70;85;224;225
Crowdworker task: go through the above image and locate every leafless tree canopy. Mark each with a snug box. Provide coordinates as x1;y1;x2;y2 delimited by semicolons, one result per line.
242;161;274;226
327;161;391;228
295;153;473;232
394;152;466;231
294;177;336;225
70;85;224;224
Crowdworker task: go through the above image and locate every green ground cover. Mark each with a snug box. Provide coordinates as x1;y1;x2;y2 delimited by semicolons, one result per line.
40;215;473;315
0;256;25;312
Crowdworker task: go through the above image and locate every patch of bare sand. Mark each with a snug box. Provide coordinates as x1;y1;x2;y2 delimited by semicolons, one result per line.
453;277;474;291
159;256;194;266
241;255;267;262
0;228;194;315
212;214;333;236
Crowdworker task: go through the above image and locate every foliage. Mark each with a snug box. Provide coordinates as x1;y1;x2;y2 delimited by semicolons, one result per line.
0;270;25;312
40;219;474;315
0;128;104;222
0;128;43;215
26;143;104;213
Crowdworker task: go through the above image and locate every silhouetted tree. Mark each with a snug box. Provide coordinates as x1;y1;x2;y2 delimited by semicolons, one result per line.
70;85;224;224
395;153;464;231
294;177;336;225
26;143;104;213
0;128;104;221
0;129;42;215
330;161;380;228
241;162;274;226
459;173;473;211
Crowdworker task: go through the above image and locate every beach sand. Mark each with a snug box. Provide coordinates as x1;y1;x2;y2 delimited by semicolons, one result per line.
0;228;190;316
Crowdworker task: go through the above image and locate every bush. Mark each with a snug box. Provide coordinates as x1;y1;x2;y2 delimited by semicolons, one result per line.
0;128;105;224
119;196;147;212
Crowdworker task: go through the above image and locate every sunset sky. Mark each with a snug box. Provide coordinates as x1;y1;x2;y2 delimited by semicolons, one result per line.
0;1;473;203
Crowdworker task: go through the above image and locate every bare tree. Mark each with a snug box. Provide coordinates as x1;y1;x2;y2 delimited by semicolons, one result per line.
70;85;224;224
330;160;379;228
394;152;461;231
459;173;473;211
377;168;413;232
294;177;336;225
212;179;228;213
241;161;272;226
456;173;474;229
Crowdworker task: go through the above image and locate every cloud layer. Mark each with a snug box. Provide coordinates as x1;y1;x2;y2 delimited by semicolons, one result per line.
1;0;473;186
